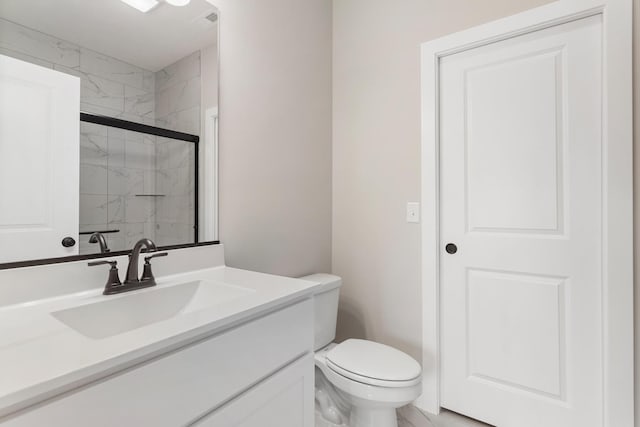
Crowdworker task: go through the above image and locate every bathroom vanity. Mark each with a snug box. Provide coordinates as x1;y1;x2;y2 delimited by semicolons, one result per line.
0;245;319;426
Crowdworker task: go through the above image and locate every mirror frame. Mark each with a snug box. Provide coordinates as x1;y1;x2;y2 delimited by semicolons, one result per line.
0;241;220;271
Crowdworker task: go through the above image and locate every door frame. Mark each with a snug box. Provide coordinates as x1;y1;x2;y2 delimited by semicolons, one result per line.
202;106;219;242
418;1;633;426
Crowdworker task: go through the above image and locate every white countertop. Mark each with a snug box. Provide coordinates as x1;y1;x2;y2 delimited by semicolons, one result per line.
0;266;320;419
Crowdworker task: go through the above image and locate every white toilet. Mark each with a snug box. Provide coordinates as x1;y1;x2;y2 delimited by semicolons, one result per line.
301;274;422;427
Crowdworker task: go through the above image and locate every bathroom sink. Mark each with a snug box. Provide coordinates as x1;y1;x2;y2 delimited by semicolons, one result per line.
51;280;254;339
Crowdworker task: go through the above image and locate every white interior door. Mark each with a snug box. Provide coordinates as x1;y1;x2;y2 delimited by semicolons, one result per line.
0;54;80;263
439;16;602;427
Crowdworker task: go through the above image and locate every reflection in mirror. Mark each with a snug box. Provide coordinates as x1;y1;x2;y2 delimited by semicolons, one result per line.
78;115;198;254
0;0;219;264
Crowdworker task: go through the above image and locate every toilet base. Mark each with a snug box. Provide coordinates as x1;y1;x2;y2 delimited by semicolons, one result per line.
350;406;398;427
314;343;421;427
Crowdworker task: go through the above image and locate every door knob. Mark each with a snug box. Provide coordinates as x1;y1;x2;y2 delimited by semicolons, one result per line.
61;237;76;248
445;243;457;254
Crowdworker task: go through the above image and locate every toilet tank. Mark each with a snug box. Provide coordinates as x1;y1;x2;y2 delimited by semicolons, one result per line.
299;274;342;351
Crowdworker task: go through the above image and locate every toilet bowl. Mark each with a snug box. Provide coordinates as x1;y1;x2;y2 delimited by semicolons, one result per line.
300;274;422;427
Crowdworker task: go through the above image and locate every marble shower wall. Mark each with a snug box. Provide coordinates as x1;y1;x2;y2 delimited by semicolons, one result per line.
79;123;158;253
154;138;196;246
0;19;156;125
155;51;201;135
154;52;201;246
0;18;157;254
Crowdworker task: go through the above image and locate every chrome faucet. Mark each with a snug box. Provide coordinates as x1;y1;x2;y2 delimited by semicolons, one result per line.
88;232;110;253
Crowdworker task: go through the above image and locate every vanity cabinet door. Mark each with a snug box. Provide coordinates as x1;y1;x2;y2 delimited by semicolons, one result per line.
193;353;314;427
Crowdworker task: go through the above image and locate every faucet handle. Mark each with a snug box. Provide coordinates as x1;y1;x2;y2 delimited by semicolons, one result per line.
141;252;167;285
144;252;168;262
88;260;123;295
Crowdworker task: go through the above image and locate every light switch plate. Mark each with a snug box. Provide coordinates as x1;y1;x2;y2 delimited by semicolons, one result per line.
406;202;420;223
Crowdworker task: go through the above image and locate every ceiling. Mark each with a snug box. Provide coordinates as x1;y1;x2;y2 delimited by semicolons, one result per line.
0;0;218;71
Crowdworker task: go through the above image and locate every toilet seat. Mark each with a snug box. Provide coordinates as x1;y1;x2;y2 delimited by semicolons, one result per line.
315;348;422;407
325;339;421;388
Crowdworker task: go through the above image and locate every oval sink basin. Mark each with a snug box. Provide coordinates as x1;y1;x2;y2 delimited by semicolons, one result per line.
51;280;254;339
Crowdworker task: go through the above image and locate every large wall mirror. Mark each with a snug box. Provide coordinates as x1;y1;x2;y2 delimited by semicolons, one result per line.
0;0;219;266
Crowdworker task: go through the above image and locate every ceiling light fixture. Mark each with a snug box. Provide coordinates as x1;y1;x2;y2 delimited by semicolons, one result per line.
165;0;191;6
120;0;159;13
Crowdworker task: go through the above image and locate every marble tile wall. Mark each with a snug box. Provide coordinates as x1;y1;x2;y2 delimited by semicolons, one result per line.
155;51;201;134
154;52;200;246
0;19;156;125
0;18;158;254
77;124;158;254
154;138;196;246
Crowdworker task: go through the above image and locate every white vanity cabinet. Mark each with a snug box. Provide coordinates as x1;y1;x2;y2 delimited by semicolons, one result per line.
194;354;314;427
1;299;314;427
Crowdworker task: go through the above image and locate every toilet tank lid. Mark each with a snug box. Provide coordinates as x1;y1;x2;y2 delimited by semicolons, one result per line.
299;273;342;293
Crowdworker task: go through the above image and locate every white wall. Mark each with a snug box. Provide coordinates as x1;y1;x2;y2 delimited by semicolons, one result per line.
633;1;639;422
199;43;219;243
207;0;332;276
332;0;553;364
201;43;218;127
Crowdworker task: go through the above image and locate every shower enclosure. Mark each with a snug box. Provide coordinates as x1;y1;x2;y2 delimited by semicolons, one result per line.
78;114;198;255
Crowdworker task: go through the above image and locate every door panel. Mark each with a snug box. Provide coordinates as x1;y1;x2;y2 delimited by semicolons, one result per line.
466;269;564;398
465;49;563;234
439;16;602;427
0;54;80;262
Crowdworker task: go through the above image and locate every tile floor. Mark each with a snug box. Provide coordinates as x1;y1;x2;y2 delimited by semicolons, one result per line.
316;405;491;427
397;406;492;427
